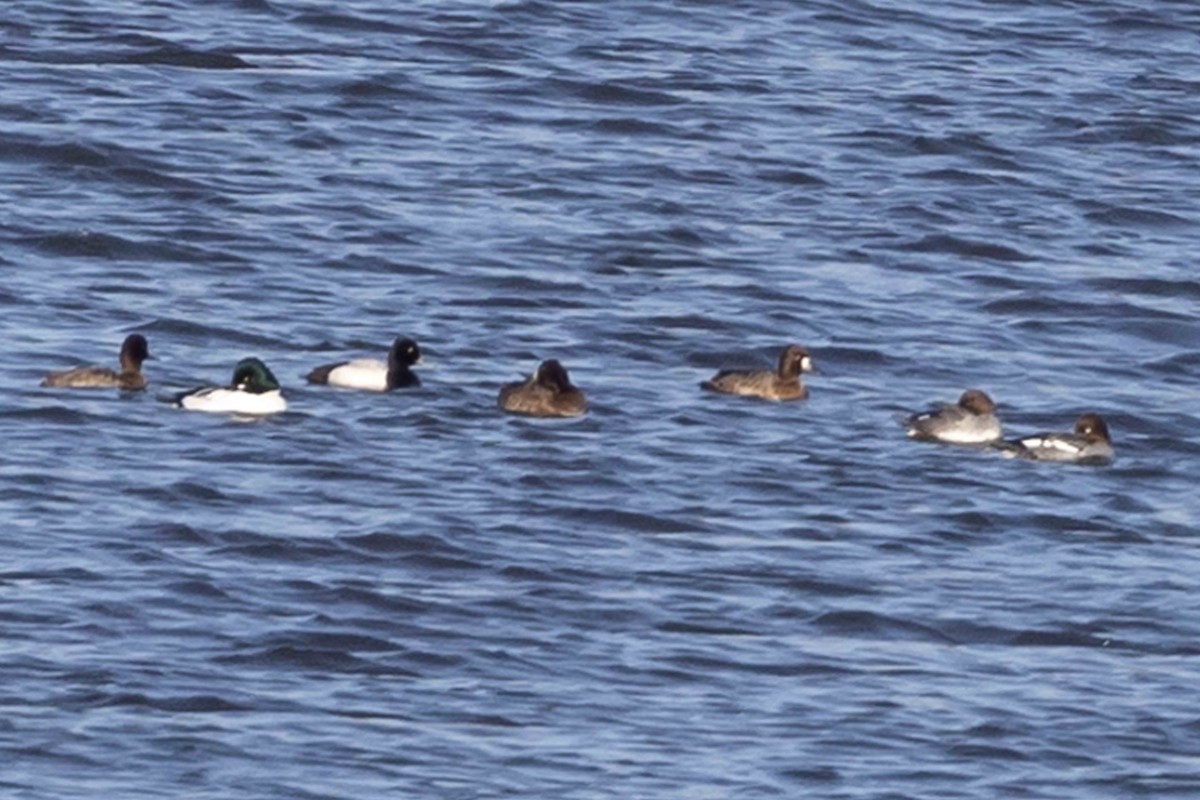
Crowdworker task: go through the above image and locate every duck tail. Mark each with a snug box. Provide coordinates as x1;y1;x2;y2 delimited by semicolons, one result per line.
304;364;335;385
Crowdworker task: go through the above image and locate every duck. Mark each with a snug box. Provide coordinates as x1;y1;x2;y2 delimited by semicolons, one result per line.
498;359;587;417
700;344;814;401
40;333;152;390
305;337;421;391
904;389;1002;444
175;357;287;415
1001;413;1113;464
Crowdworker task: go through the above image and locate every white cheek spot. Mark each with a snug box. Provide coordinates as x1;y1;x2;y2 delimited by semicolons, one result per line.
801;356;813;371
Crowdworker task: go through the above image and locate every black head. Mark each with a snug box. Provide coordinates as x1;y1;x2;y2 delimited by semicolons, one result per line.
536;359;574;393
958;389;996;416
120;334;152;367
388;337;421;368
231;357;281;394
778;345;814;379
1075;413;1110;442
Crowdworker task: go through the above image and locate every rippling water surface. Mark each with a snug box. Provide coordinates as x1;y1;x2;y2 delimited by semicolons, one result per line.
3;1;1200;797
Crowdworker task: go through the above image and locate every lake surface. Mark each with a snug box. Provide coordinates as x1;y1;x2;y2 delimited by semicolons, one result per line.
2;1;1199;797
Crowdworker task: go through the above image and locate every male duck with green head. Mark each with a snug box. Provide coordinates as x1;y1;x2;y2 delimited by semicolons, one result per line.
176;357;287;415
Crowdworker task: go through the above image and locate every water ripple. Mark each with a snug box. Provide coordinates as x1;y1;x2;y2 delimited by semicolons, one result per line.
2;1;1198;798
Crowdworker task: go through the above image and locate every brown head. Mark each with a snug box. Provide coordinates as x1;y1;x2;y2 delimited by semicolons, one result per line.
957;389;996;416
1074;413;1111;443
119;334;152;372
536;359;574;393
777;345;814;380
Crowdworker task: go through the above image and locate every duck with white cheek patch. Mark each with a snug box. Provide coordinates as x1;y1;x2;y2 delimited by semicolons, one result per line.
1001;413;1113;464
175;358;287;416
700;344;815;402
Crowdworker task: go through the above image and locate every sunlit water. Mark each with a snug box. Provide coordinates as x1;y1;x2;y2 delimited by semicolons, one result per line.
2;1;1199;797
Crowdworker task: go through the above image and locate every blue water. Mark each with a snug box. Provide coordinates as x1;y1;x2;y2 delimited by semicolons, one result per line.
3;1;1200;797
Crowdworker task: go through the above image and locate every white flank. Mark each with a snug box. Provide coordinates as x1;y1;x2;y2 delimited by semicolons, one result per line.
906;410;1001;443
937;419;1003;444
1015;435;1087;461
181;388;287;415
326;359;389;391
1020;436;1080;455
